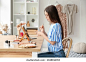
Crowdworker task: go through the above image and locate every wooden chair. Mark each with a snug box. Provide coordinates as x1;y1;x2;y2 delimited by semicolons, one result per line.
62;37;73;58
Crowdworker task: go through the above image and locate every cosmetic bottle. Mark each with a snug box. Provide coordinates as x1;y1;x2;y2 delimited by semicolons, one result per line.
8;41;10;47
5;40;9;48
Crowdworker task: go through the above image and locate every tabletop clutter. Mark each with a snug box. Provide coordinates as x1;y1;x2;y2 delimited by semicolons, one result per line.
4;34;36;48
4;40;11;48
4;23;37;48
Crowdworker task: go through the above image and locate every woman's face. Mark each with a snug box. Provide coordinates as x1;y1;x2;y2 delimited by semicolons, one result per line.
44;11;50;22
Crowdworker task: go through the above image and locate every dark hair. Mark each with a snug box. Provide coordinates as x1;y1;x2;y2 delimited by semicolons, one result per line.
44;5;63;39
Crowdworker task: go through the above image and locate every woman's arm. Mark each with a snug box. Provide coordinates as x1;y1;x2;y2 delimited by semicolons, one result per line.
37;31;56;45
43;31;47;36
40;25;47;36
42;33;56;45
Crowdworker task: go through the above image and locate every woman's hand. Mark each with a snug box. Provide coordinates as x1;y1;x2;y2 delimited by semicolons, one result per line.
17;23;26;28
40;25;45;33
36;31;43;36
21;23;26;25
17;23;26;36
17;26;21;31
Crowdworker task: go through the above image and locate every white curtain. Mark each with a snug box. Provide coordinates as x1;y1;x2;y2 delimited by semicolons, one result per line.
0;0;1;21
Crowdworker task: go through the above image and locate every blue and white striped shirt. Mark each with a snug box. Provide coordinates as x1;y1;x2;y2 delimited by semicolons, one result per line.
48;23;63;52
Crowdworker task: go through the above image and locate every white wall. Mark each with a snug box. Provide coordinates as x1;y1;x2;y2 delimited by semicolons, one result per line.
0;0;11;34
39;0;86;48
80;0;86;43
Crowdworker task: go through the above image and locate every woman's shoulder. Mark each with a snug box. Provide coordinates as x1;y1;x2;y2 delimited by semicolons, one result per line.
52;23;61;28
50;23;61;30
49;23;61;33
56;23;61;26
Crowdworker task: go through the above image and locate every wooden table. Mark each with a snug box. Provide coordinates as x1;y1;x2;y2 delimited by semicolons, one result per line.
0;35;44;58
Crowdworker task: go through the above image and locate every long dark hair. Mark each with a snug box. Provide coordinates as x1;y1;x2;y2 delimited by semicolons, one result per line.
44;5;63;39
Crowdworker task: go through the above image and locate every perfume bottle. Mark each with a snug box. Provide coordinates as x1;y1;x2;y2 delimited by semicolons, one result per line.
32;7;36;14
4;40;9;48
8;41;10;47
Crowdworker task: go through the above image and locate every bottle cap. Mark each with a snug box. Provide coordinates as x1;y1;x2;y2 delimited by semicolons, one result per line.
5;40;8;43
8;41;10;43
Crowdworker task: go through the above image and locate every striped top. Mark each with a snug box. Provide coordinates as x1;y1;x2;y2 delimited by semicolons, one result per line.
48;23;63;52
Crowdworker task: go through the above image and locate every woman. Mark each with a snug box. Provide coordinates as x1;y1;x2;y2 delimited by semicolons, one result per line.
37;5;65;57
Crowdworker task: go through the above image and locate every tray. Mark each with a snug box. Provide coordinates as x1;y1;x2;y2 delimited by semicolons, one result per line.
19;44;36;48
